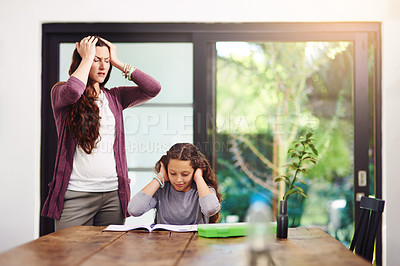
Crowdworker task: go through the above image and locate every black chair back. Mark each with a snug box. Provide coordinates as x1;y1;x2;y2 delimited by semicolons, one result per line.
349;196;385;263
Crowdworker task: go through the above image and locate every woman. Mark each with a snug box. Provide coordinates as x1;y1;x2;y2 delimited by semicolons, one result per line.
128;143;221;224
41;36;161;230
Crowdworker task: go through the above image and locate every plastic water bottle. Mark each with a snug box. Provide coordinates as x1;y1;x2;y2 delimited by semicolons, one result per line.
246;194;274;266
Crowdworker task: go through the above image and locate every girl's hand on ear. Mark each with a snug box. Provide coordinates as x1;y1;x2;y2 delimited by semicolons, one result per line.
76;36;98;61
160;162;169;182
194;168;203;183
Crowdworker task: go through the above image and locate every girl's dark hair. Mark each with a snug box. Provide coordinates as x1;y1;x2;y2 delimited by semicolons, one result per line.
155;143;222;223
66;37;112;154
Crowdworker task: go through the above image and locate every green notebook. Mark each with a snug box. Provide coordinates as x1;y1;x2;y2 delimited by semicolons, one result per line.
197;222;249;238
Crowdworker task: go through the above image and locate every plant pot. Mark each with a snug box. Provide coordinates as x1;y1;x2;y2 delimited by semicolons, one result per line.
276;200;288;239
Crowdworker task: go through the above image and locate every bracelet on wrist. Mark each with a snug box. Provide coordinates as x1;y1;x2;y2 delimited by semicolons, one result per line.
121;63;135;80
125;65;131;79
122;63;127;77
153;176;164;188
128;66;134;81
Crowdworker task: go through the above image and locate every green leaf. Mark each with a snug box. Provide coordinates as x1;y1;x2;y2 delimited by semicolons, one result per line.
309;144;319;156
299;191;308;198
275;175;290;182
284;188;297;198
293;190;308;199
298;179;306;184
309;158;317;164
294;186;304;192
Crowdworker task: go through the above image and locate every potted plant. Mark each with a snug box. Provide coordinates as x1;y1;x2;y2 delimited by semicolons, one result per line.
274;131;319;238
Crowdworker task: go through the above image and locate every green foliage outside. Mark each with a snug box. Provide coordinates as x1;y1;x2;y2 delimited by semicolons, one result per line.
216;41;355;245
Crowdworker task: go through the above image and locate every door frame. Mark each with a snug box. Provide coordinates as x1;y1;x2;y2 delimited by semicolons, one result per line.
42;21;381;262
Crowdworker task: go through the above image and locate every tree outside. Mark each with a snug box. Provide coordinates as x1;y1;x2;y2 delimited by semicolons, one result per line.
216;41;355;245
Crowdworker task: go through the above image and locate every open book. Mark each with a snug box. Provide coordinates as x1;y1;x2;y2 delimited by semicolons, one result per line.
104;223;198;233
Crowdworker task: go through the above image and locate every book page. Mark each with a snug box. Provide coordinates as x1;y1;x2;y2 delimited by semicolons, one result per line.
104;224;198;232
151;224;198;232
104;224;152;232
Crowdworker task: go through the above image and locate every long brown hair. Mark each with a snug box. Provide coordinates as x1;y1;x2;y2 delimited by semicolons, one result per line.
66;37;112;154
155;143;222;223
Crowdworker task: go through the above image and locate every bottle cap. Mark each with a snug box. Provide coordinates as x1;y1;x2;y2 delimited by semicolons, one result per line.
250;193;268;204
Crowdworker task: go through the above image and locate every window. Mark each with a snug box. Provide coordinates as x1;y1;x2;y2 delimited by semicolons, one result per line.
216;41;355;240
58;42;193;226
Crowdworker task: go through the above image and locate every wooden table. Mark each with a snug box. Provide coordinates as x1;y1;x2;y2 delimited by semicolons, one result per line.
0;226;370;266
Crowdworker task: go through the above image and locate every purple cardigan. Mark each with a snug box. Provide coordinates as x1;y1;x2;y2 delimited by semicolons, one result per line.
41;69;161;219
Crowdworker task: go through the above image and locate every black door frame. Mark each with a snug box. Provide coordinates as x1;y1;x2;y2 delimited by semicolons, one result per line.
42;21;382;263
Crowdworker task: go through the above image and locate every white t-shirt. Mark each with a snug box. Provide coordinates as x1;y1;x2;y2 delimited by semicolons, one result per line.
68;91;119;192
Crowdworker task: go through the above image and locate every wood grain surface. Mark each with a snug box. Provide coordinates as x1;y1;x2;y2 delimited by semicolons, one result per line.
81;230;194;266
0;226;371;266
179;227;371;266
0;226;125;266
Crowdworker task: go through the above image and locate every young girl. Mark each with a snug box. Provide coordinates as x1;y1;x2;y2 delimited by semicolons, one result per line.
41;36;161;230
128;143;221;224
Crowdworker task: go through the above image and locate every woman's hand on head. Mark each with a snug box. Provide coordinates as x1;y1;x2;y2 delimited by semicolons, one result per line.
159;162;169;182
76;36;98;61
99;37;121;67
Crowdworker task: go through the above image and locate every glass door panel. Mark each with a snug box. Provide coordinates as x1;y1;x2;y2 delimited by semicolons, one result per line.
59;42;193;225
216;41;355;244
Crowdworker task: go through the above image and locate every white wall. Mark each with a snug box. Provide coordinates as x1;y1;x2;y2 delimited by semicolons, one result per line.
0;0;399;265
